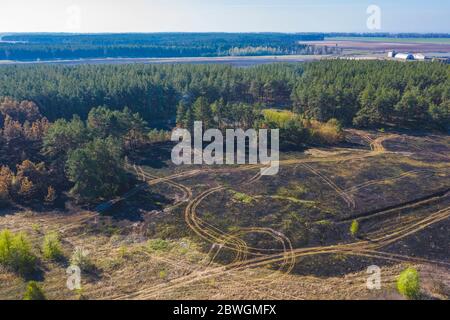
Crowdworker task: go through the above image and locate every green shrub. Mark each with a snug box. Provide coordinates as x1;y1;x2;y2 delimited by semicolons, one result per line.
31;224;41;233
75;288;88;300
147;239;170;252
159;269;168;279
0;229;12;262
231;191;254;204
42;232;64;260
277;183;308;199
0;229;37;275
262;109;298;127
118;245;129;259
350;220;359;237
23;281;46;300
397;267;420;299
70;247;94;272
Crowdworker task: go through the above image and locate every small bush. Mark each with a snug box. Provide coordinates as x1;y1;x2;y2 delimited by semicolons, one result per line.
309;119;344;145
118;245;129;259
42;232;64;260
277;183;308;199
147;239;170;252
75;288;88;300
262;109;298;127
231;191;254;204
0;229;37;275
397;267;420;299
70;247;94;272
23;281;46;300
31;224;41;233
159;269;168;279
350;220;359;237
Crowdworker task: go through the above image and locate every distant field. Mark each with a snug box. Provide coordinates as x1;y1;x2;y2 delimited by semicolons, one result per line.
326;37;450;45
301;39;450;53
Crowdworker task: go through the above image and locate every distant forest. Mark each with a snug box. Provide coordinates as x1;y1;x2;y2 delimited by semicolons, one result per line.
0;61;448;130
0;33;327;61
2;33;449;61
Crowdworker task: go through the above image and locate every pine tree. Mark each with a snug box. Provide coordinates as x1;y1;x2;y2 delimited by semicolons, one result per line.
193;97;214;129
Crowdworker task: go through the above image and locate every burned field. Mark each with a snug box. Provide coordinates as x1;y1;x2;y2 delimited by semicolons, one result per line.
1;130;449;300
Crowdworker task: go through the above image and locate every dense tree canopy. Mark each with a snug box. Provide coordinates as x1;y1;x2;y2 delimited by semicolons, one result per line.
1;99;149;205
1;61;447;130
291;61;449;130
66;137;128;200
43;116;89;158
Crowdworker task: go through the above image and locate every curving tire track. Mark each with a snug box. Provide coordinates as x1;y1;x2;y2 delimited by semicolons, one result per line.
105;134;449;299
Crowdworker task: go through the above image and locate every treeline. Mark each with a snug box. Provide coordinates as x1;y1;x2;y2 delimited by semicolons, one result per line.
229;45;342;56
0;33;324;61
2;33;323;46
0;64;297;122
0;43;329;61
0;44;221;60
291;61;449;129
7;33;449;45
0;61;448;130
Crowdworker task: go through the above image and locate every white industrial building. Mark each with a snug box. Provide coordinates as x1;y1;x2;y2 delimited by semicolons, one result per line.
388;51;428;61
394;53;415;60
413;53;426;60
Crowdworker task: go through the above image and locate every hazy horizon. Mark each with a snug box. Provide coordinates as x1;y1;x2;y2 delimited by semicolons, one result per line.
1;0;449;34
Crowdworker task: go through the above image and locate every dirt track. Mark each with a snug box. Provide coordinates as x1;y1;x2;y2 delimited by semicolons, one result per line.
107;132;449;299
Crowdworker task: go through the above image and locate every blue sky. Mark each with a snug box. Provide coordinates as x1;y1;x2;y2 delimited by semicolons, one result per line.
0;0;449;33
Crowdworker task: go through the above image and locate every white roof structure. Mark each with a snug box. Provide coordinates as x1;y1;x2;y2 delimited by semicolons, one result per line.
395;53;414;60
413;53;426;60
